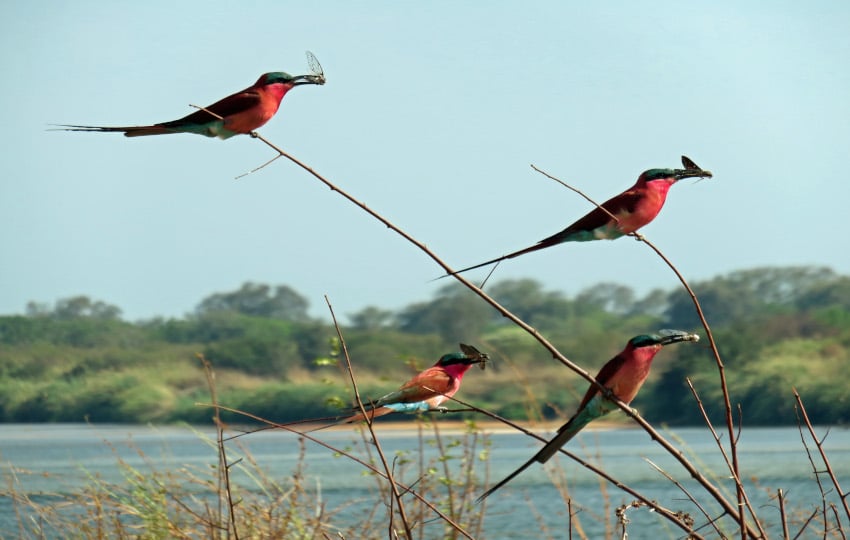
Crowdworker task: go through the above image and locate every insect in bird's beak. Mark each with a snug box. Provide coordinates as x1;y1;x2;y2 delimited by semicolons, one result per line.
676;155;712;182
305;51;326;85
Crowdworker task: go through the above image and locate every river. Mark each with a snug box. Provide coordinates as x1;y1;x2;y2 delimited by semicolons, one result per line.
1;423;848;539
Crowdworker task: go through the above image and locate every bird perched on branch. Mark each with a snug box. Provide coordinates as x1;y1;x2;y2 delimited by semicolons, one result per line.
477;330;699;501
339;343;488;424
446;157;712;277
55;53;326;139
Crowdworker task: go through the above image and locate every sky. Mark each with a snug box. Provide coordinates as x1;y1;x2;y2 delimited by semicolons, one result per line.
2;1;849;323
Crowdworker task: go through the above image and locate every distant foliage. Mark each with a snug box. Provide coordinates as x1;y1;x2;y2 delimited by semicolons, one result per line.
2;265;849;425
195;282;311;322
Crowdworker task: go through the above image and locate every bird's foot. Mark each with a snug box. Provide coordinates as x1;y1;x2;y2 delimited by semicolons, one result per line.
436;407;449;414
250;131;259;138
632;233;646;242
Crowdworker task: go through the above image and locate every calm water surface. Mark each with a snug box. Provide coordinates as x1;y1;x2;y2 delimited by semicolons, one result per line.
1;423;848;539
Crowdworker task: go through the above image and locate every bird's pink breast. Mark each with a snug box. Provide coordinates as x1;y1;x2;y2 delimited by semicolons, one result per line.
616;180;674;234
224;83;291;134
612;346;661;403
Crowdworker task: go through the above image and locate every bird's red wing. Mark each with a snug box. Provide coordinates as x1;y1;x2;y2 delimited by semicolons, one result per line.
576;354;626;411
380;368;453;405
557;190;643;237
164;90;262;127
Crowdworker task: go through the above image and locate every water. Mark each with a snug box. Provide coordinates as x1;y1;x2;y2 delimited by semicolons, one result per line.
1;423;848;539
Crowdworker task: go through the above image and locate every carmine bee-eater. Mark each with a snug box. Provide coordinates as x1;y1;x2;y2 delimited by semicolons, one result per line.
340;344;488;424
56;52;325;139
447;157;712;277
477;330;699;502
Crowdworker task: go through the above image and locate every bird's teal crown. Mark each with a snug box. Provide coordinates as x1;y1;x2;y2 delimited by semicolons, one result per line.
438;352;471;366
641;168;676;181
629;334;664;348
629;330;695;348
261;72;298;84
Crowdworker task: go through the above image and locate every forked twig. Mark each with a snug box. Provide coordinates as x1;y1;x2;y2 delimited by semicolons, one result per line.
324;295;414;539
830;505;847;540
794;388;849;530
644;458;718;537
777;489;790;539
199;354;241;540
636;233;752;536
236;153;284;179
793;508;821;540
686;378;762;529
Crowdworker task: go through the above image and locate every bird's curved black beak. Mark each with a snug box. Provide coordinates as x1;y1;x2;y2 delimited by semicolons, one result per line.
292;73;326;86
657;329;700;346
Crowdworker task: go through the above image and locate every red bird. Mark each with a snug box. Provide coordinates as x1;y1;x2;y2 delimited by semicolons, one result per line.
340;344;488;424
56;54;325;139
447;157;711;277
477;330;699;501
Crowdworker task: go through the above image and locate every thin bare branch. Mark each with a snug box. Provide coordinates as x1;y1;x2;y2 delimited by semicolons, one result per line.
830;504;847;540
794;388;850;526
324;295;414;539
235;153;283;179
189;103;224;120
686;378;762;533
777;489;790;540
644;458;719;537
793;507;821;540
199;354;240;540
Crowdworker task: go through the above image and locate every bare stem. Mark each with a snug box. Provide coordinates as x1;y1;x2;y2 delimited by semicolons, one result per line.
324;295;415;539
686;378;762;533
794;388;850;526
199;354;241;540
777;489;790;540
644;458;718;537
635;232;752;538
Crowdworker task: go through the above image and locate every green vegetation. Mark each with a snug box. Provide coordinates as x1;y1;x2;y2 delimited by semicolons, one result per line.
1;265;848;426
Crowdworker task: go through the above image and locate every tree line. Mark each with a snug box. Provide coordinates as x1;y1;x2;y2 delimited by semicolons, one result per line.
1;265;847;426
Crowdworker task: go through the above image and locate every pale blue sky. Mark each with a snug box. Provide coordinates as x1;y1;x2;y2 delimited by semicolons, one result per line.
2;2;848;321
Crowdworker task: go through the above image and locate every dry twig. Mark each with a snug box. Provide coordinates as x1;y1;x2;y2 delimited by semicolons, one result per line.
324;295;415;539
199;354;241;540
